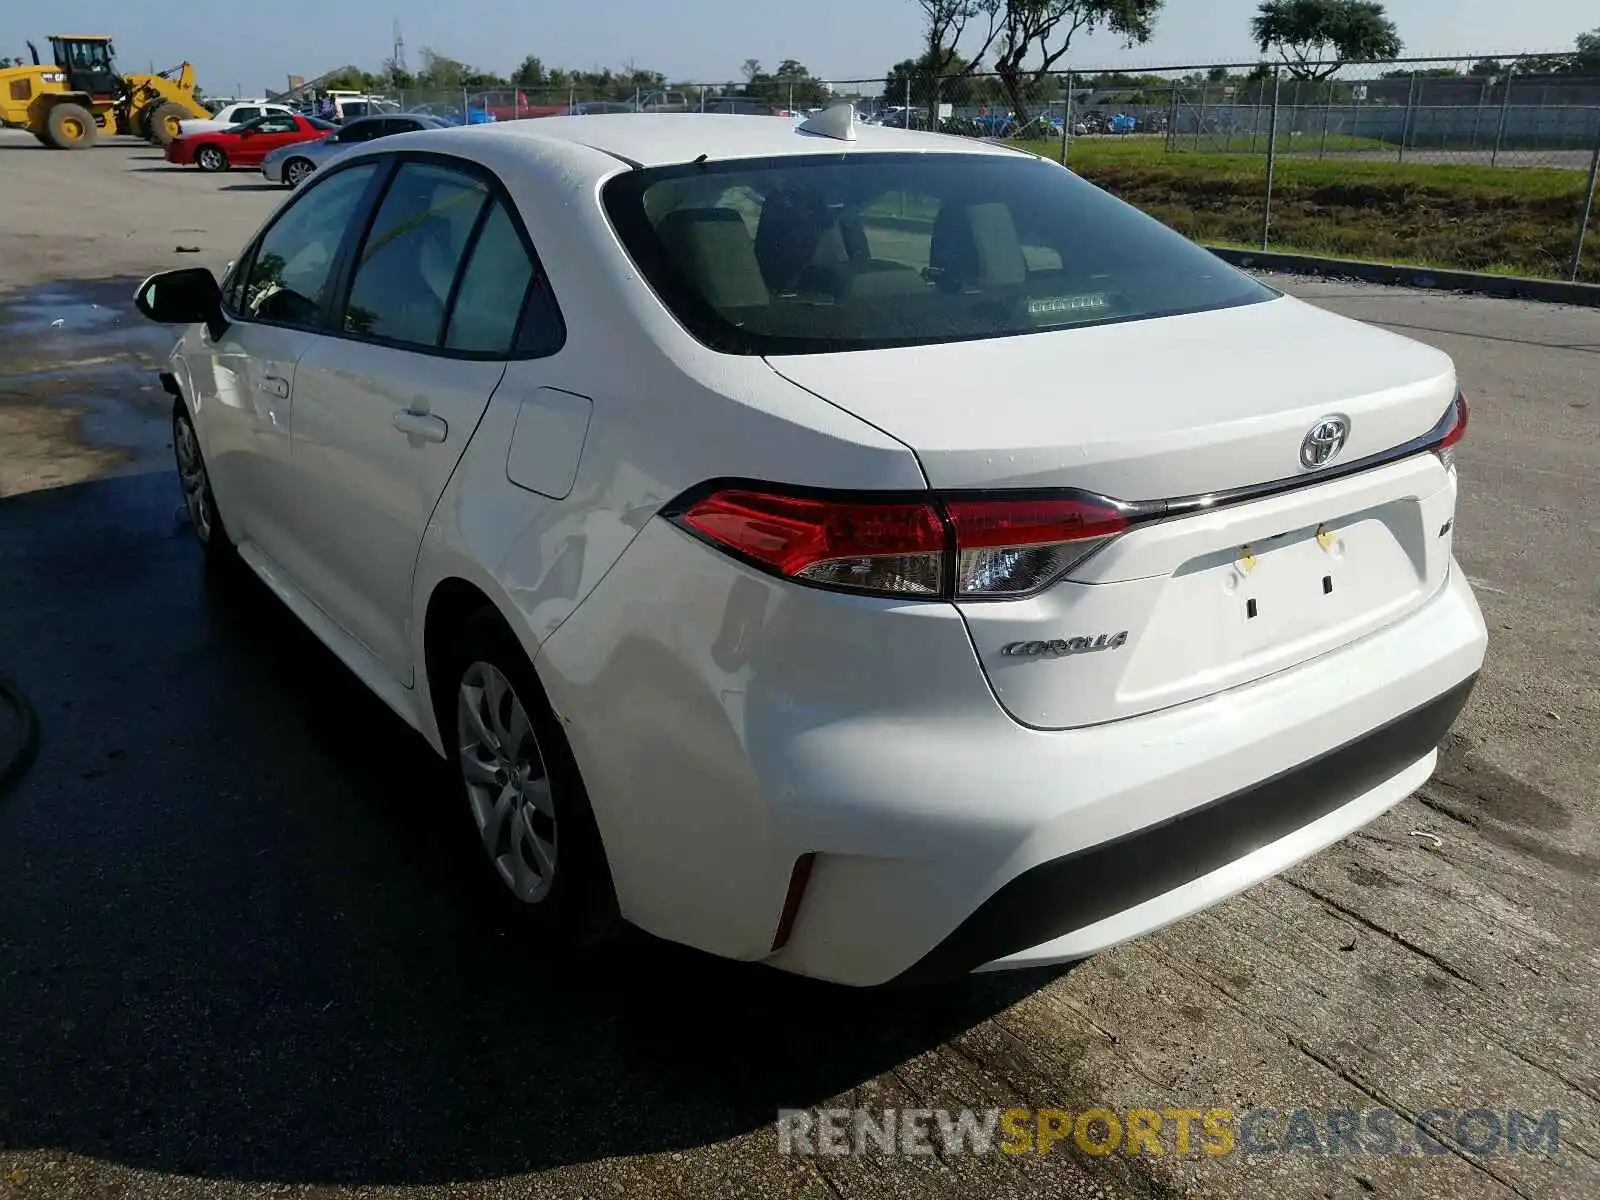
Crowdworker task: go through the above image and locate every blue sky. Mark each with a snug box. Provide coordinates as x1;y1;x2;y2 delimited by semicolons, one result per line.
98;0;1596;97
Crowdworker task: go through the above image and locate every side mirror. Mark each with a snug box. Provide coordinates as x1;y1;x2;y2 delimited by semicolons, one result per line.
134;268;228;341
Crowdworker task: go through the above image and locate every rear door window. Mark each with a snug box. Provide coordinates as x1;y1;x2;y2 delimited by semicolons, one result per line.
443;199;539;354
340;162;489;348
337;120;380;143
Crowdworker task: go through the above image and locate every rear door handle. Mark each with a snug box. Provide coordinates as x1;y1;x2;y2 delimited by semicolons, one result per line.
258;374;290;399
392;409;448;443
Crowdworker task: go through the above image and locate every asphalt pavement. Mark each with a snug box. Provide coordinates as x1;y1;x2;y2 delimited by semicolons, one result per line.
0;135;1596;1199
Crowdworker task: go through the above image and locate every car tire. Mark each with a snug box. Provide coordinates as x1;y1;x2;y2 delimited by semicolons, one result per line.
172;397;234;566
283;157;314;188
44;102;98;149
195;145;228;172
441;608;619;947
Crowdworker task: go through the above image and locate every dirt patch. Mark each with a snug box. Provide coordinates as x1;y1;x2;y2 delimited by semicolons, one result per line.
0;404;126;498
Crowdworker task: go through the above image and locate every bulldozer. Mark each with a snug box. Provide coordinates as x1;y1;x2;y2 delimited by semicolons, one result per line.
0;35;208;149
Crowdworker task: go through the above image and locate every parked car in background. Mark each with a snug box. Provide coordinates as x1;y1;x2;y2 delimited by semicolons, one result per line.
180;100;296;137
333;96;400;122
471;90;567;121
698;95;774;115
565;100;638;115
135;110;1483;987
970;110;1014;137
261;113;449;186
407;102;495;126
166;112;335;172
636;90;691;112
1109;113;1138;134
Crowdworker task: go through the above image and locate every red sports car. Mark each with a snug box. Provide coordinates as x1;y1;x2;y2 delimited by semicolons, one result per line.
166;112;336;172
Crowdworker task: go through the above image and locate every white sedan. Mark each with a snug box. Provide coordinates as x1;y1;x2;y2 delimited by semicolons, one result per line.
132;108;1485;986
178;100;297;137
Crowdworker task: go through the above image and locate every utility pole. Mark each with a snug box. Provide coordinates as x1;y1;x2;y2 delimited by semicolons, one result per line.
391;19;407;77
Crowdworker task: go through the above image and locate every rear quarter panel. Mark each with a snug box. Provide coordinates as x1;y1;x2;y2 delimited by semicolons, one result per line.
401;132;926;751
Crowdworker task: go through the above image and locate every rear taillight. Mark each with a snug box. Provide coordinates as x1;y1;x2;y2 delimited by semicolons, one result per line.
944;497;1129;597
1433;392;1468;470
674;489;946;596
669;487;1129;600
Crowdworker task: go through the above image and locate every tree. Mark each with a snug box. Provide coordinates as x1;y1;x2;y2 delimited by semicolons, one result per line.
989;0;1165;123
742;58;828;108
884;57;919;101
512;55;547;87
1575;28;1600;72
418;48;467;88
1251;0;1402;80
883;45;977;109
1469;58;1502;78
915;0;1004;75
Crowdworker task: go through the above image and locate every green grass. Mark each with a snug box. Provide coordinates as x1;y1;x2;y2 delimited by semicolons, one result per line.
1017;136;1590;198
1004;138;1599;282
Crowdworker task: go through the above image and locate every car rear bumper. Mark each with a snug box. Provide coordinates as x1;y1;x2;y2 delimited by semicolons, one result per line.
896;672;1475;983
535;517;1486;987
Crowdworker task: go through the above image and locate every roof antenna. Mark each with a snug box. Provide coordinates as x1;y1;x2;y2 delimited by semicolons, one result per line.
798;100;857;143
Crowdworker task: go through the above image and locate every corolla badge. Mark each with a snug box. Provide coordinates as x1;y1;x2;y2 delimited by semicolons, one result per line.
1301;416;1350;469
1001;632;1128;659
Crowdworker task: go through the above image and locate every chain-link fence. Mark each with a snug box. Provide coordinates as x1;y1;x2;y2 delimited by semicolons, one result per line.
302;54;1600;283
863;57;1600;283
1160;60;1600;167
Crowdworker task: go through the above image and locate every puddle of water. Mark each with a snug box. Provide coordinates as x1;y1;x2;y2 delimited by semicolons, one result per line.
0;281;136;336
0;277;172;353
0;278;179;477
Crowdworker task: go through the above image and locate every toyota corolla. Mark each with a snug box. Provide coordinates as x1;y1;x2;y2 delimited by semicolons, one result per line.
133;107;1486;986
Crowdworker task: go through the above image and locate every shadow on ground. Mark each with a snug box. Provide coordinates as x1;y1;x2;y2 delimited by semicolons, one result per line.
0;471;1057;1186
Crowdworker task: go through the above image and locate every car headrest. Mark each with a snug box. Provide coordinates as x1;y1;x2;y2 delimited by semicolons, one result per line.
656;207;769;309
928;201;1027;293
754;189;835;293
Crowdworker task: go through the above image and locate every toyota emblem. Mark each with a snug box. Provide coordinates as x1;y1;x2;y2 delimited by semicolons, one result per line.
1300;416;1350;469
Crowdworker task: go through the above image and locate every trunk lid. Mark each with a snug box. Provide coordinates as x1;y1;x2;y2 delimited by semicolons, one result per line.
767;295;1462;729
766;294;1455;500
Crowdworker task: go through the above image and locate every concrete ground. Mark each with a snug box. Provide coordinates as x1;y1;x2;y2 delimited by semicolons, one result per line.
0;132;1596;1200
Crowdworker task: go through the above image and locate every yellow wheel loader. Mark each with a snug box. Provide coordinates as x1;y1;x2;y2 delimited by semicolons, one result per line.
0;35;207;149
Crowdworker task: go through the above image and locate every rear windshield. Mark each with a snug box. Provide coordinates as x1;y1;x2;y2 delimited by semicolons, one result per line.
602;152;1274;355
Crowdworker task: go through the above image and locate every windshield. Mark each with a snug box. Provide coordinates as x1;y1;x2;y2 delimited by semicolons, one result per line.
602;152;1274;355
308;116;336;130
60;41;114;71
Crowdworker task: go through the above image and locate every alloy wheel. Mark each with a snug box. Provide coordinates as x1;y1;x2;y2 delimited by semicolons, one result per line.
173;412;213;543
285;159;312;187
456;661;558;904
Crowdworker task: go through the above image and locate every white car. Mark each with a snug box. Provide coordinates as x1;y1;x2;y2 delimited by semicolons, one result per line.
132;108;1485;987
179;100;297;137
